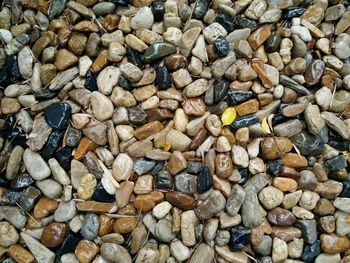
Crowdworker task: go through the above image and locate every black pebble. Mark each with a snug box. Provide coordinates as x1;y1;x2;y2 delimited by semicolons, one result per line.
325;155;347;171
6;128;28;148
282;7;305;19
55;232;83;263
128;106;148;126
227;90;254;106
126;48;144;69
151;2;165;22
0;173;11;188
229;226;251;251
193;0;210;19
44;103;72;130
264;33;282;53
214;80;229;104
41;130;64;160
301;240;320;263
92;184;116;203
154;170;173;190
197;166;213;193
11;173;35;190
118;75;133;92
267;159;283;177
233;16;258;31
54;146;73;171
84;71;98;92
215;14;235;33
214;36;230;57
155;66;171;90
230;114;259;130
239;168;249;185
2;190;22;205
34;89;58;100
341;181;350;197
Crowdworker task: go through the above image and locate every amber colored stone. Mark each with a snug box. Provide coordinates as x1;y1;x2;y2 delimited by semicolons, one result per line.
41;222;67;248
267;207;296;226
282;153;308;168
318;216;335;234
215;153;233;179
229;81;253;91
271;227;302;242
314;198;335;216
164;54;189;71
75;240;99;263
182;98;206;117
33;197;58;219
236;99;260;116
8;245;35;263
146;109;174;122
38;0;50;14
26;217;42;229
102;14;120;32
165;191;197;211
320;234;350;253
54;49;78;71
280;166;300;179
73;21;99;32
99;215;114;237
248;25;272;50
189;127;208;150
134;191;164;212
251;59;274;88
76;201;118;213
113;217;138;234
260;137;293;160
221;127;235;145
273;177;298;192
90;50;109;74
300;5;324;25
118;203;137;216
74;137;99;160
134;121;164;141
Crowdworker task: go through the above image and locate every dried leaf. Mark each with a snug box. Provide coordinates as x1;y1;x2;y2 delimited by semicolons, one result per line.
221;107;236;126
163;143;171;151
262;117;271;134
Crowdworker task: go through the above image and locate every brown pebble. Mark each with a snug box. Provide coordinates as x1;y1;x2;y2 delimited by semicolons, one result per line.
182;98;206;116
134;121;164;140
99;214;114;237
113;217;138;234
282;153;308;168
267;207;296;226
320;234;350;253
236;99;260;116
41;222;67;248
8;245;35;263
74;137;99;161
33;197;59;219
165;191;197;211
75;240;100;263
215;153;233;179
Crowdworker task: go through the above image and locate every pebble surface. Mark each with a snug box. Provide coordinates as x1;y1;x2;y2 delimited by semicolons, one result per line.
0;0;350;262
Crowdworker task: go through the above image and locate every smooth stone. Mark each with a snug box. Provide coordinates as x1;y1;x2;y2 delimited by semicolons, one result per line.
23;149;51;180
100;243;132;263
80;213;99;241
54;200;77;222
144;42;177;63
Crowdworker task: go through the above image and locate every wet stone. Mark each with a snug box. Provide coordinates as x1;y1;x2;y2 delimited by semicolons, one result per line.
151;2;165;22
155;171;173;190
230;114;260;130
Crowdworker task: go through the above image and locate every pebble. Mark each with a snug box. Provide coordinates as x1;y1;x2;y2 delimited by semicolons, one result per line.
23;149;51;180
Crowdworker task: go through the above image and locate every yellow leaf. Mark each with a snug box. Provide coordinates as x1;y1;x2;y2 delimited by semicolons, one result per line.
262;117;271;133
163;143;171;151
221;107;236;126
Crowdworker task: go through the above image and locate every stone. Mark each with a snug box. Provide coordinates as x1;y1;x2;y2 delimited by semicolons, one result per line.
272;237;288;262
54;200;77;222
100;243;132;263
23;149;51;180
41;222;67;248
21;232;55;263
90;91;114;121
112;153;133;181
0;222;19;247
